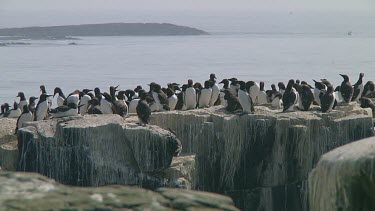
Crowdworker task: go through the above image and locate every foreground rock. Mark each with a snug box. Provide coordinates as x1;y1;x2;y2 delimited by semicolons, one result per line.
150;104;374;211
0;118;18;171
17;115;181;188
309;136;375;211
0;171;239;211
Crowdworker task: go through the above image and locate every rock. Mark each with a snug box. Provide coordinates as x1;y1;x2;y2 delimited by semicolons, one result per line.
0;171;239;210
163;154;196;189
309;136;375;211
0;118;18;171
150;104;374;211
17;114;181;188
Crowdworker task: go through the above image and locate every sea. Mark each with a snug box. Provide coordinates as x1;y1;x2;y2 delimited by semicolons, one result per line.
1;11;375;105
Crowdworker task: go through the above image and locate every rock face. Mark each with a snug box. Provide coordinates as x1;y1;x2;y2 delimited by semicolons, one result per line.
0;171;239;211
150;104;374;211
309;136;375;211
0;118;18;171
17;114;181;188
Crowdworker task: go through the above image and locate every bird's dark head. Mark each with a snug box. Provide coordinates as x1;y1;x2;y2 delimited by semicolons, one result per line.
53;87;62;96
339;74;349;81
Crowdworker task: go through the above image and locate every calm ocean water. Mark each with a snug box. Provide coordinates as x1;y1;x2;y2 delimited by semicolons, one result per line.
1;11;375;105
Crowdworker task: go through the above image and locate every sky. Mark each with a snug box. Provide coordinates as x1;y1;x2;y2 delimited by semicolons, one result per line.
0;0;374;29
1;0;374;12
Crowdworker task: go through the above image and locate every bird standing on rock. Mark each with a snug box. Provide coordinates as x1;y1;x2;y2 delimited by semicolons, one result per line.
53;87;66;107
339;74;354;103
238;81;255;114
137;92;152;126
198;81;213;108
352;73;364;102
209;73;220;106
313;80;326;106
16;105;33;132
320;85;335;113
16;92;28;113
362;81;375;97
223;89;242;112
79;89;92;115
34;93;52;121
282;80;297;112
50;103;81;118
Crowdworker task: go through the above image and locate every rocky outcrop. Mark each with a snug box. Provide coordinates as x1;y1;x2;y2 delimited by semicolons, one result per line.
0;118;18;171
17;114;182;188
309;136;375;211
0;23;209;39
0;171;239;211
150;104;374;211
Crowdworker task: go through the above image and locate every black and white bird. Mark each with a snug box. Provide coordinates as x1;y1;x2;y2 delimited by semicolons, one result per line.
198;81;213;108
298;84;314;111
28;96;38;114
64;90;81;106
166;87;178;111
133;85;143;99
352;73;364;102
185;79;197;110
278;82;286;96
228;78;239;94
313;80;326;106
339;74;354;103
34;93;52;121
219;79;230;107
246;81;260;105
238;81;255;114
50;103;81;118
152;83;170;112
94;87;103;102
101;92;115;114
136;92;152;126
40;85;52;109
16;92;28;113
360;97;375;117
16;105;33;132
282;79;297;112
79;89;92;115
223;89;242;112
209;73;220;106
362;81;375;97
4;102;22;118
257;81;268;105
53;87;66;107
87;98;103;115
271;92;283;109
320;85;335;113
113;90;128;118
128;90;140;114
175;85;187;111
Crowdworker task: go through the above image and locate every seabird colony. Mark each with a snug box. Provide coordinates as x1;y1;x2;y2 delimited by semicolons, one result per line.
1;73;374;132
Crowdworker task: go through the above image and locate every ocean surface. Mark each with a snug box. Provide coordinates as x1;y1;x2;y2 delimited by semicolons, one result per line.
1;11;375;105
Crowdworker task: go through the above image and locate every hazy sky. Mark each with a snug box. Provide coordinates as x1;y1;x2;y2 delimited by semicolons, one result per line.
1;0;374;11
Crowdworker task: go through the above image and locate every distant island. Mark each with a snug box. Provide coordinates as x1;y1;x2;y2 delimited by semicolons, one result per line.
0;23;209;40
